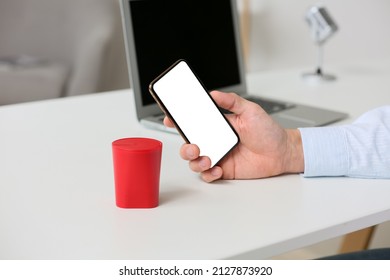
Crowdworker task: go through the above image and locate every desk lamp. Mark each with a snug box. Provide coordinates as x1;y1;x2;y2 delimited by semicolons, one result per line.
302;6;338;82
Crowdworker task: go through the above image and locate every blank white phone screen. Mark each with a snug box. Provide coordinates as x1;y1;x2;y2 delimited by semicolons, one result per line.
151;60;239;167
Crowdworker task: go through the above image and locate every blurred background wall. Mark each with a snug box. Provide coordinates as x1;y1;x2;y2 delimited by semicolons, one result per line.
242;0;390;72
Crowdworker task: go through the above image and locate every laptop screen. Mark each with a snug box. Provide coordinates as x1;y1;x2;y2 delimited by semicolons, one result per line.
129;0;241;107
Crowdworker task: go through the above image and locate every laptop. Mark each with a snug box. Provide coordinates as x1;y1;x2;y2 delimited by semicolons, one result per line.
119;0;347;132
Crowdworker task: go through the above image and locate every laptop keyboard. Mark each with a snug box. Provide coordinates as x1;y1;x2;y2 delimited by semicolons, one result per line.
246;96;295;114
156;96;295;121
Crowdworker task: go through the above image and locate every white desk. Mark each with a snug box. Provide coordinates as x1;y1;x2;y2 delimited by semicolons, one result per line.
1;60;390;259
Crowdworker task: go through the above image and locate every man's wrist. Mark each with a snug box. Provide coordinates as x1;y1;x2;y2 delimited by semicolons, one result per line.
284;129;304;174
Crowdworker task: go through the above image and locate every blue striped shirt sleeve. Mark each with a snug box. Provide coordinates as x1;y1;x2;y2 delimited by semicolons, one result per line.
298;106;390;178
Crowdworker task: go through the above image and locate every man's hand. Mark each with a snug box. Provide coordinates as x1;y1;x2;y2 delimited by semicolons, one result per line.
164;90;304;182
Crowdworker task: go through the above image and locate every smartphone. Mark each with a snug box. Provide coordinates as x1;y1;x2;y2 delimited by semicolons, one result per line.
149;59;239;167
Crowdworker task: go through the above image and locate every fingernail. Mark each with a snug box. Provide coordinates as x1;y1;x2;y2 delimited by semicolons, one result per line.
211;167;221;177
199;158;209;169
187;147;195;158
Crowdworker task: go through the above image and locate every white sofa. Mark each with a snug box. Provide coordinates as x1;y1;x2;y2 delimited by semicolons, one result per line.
0;0;129;105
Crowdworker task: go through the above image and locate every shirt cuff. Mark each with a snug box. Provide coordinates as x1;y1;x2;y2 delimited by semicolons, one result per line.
298;126;349;177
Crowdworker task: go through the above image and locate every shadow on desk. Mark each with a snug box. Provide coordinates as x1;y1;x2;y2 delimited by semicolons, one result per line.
159;188;197;206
